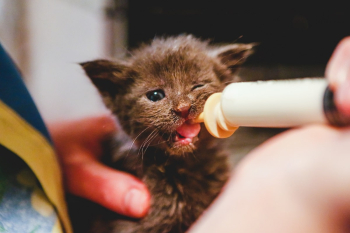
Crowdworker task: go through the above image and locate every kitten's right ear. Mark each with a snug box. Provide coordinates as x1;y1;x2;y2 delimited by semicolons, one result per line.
209;43;256;75
80;59;130;96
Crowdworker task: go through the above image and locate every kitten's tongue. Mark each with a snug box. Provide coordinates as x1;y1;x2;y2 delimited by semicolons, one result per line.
176;122;201;139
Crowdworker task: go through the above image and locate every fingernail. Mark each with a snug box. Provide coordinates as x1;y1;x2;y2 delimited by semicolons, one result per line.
326;58;350;89
325;38;350;88
124;188;149;217
335;68;348;87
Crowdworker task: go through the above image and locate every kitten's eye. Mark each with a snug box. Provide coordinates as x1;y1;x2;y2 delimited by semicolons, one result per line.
146;89;165;102
192;84;204;91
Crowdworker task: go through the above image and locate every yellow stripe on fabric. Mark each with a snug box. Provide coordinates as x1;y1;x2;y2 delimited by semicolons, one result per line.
52;219;64;233
0;100;72;233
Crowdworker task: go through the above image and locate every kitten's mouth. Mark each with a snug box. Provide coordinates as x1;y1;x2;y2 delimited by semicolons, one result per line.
174;121;201;145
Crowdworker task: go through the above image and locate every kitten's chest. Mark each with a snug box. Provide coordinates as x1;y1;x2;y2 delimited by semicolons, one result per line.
142;152;228;220
109;141;229;233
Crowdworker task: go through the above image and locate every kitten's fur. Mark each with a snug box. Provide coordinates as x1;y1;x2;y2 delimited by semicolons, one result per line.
78;35;254;233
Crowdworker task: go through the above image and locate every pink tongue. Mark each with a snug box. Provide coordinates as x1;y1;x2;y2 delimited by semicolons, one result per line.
176;122;201;138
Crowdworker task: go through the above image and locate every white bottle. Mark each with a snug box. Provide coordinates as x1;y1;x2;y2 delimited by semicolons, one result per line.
194;78;350;138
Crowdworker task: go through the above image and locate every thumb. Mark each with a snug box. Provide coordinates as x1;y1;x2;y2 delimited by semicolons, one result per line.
66;115;117;158
65;156;150;218
48;115;150;218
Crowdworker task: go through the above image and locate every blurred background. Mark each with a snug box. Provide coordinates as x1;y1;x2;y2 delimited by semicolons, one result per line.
1;0;349;161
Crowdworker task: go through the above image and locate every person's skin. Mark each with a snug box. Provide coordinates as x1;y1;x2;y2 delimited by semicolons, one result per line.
49;36;350;231
189;37;350;233
326;36;350;115
48;115;150;218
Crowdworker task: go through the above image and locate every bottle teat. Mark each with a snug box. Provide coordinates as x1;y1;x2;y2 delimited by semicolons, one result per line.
192;93;238;138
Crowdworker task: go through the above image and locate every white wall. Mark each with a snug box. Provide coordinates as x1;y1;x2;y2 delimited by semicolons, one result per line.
26;0;111;122
0;0;27;71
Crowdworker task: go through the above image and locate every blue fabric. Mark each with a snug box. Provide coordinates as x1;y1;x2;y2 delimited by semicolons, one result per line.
0;43;51;142
0;43;60;232
0;145;58;233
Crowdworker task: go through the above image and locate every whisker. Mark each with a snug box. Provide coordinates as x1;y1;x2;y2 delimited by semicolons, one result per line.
141;129;157;155
126;126;152;158
137;130;152;158
153;131;168;146
138;128;158;160
142;129;159;157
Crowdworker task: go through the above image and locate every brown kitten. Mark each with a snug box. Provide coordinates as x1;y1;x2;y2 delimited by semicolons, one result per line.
79;35;254;233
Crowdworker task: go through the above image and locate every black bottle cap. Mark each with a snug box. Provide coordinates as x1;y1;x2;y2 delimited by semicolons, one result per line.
323;86;350;127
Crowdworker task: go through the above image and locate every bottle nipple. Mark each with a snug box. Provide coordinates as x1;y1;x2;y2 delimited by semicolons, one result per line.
192;93;238;138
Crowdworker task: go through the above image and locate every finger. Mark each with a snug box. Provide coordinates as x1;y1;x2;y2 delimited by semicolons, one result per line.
325;37;350;89
49;115;117;158
71;115;117;158
64;157;150;218
325;37;350;116
74;115;117;143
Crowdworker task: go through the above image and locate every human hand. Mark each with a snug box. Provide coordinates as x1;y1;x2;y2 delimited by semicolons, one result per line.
191;125;350;233
190;38;350;233
48;115;150;218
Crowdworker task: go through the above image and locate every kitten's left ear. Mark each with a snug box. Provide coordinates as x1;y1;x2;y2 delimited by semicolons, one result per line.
209;43;257;75
80;59;132;95
80;59;133;111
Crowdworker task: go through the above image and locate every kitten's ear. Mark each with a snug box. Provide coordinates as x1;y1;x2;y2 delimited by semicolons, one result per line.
80;59;131;95
209;43;256;75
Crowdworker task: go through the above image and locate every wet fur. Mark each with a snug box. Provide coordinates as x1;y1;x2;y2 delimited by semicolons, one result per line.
76;35;254;233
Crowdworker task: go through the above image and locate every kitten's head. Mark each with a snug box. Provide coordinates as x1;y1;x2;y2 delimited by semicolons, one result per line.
81;35;254;156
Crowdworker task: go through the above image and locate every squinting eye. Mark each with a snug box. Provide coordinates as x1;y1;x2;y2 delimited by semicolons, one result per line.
146;89;165;102
192;84;204;91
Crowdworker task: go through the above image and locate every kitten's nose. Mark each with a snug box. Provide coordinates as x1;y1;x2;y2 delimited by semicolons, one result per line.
174;104;191;118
